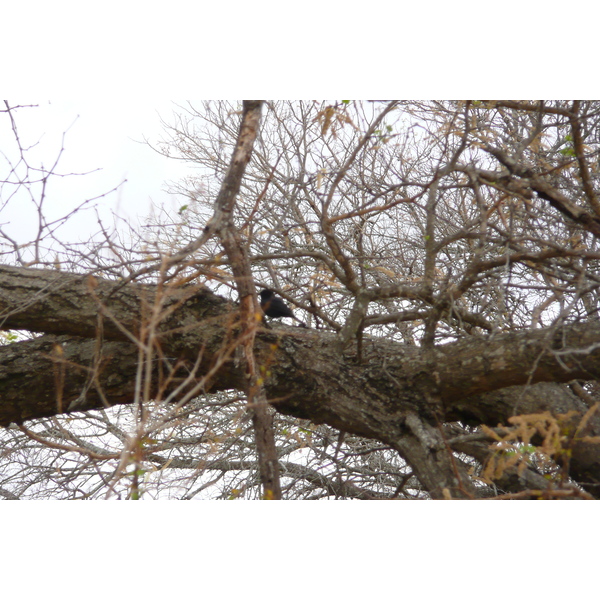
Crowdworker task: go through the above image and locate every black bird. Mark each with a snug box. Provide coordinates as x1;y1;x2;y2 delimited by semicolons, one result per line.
259;289;306;327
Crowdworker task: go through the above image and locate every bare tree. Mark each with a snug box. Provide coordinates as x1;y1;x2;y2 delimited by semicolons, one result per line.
2;100;600;499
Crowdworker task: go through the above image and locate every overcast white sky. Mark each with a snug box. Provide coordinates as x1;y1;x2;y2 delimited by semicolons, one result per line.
1;100;195;252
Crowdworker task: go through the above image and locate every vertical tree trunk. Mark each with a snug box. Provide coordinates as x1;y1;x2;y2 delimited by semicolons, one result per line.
213;100;282;499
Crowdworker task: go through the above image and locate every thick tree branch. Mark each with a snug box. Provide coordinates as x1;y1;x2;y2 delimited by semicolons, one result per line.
211;100;282;499
5;265;600;495
484;146;600;238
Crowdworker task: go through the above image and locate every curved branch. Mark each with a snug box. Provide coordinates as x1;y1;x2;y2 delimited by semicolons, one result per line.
4;266;600;496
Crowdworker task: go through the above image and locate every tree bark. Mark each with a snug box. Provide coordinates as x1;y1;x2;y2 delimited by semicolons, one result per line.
210;99;282;499
3;265;600;496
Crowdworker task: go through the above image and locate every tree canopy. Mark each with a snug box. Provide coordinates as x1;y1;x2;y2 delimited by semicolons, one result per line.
2;100;600;499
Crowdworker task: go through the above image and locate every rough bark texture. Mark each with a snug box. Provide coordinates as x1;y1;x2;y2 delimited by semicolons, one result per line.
211;99;282;499
3;265;600;497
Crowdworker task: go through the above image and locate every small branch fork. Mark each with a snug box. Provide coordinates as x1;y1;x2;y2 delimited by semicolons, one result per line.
210;101;282;499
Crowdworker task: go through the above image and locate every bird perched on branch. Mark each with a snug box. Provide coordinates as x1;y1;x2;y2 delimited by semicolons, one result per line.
259;289;306;327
